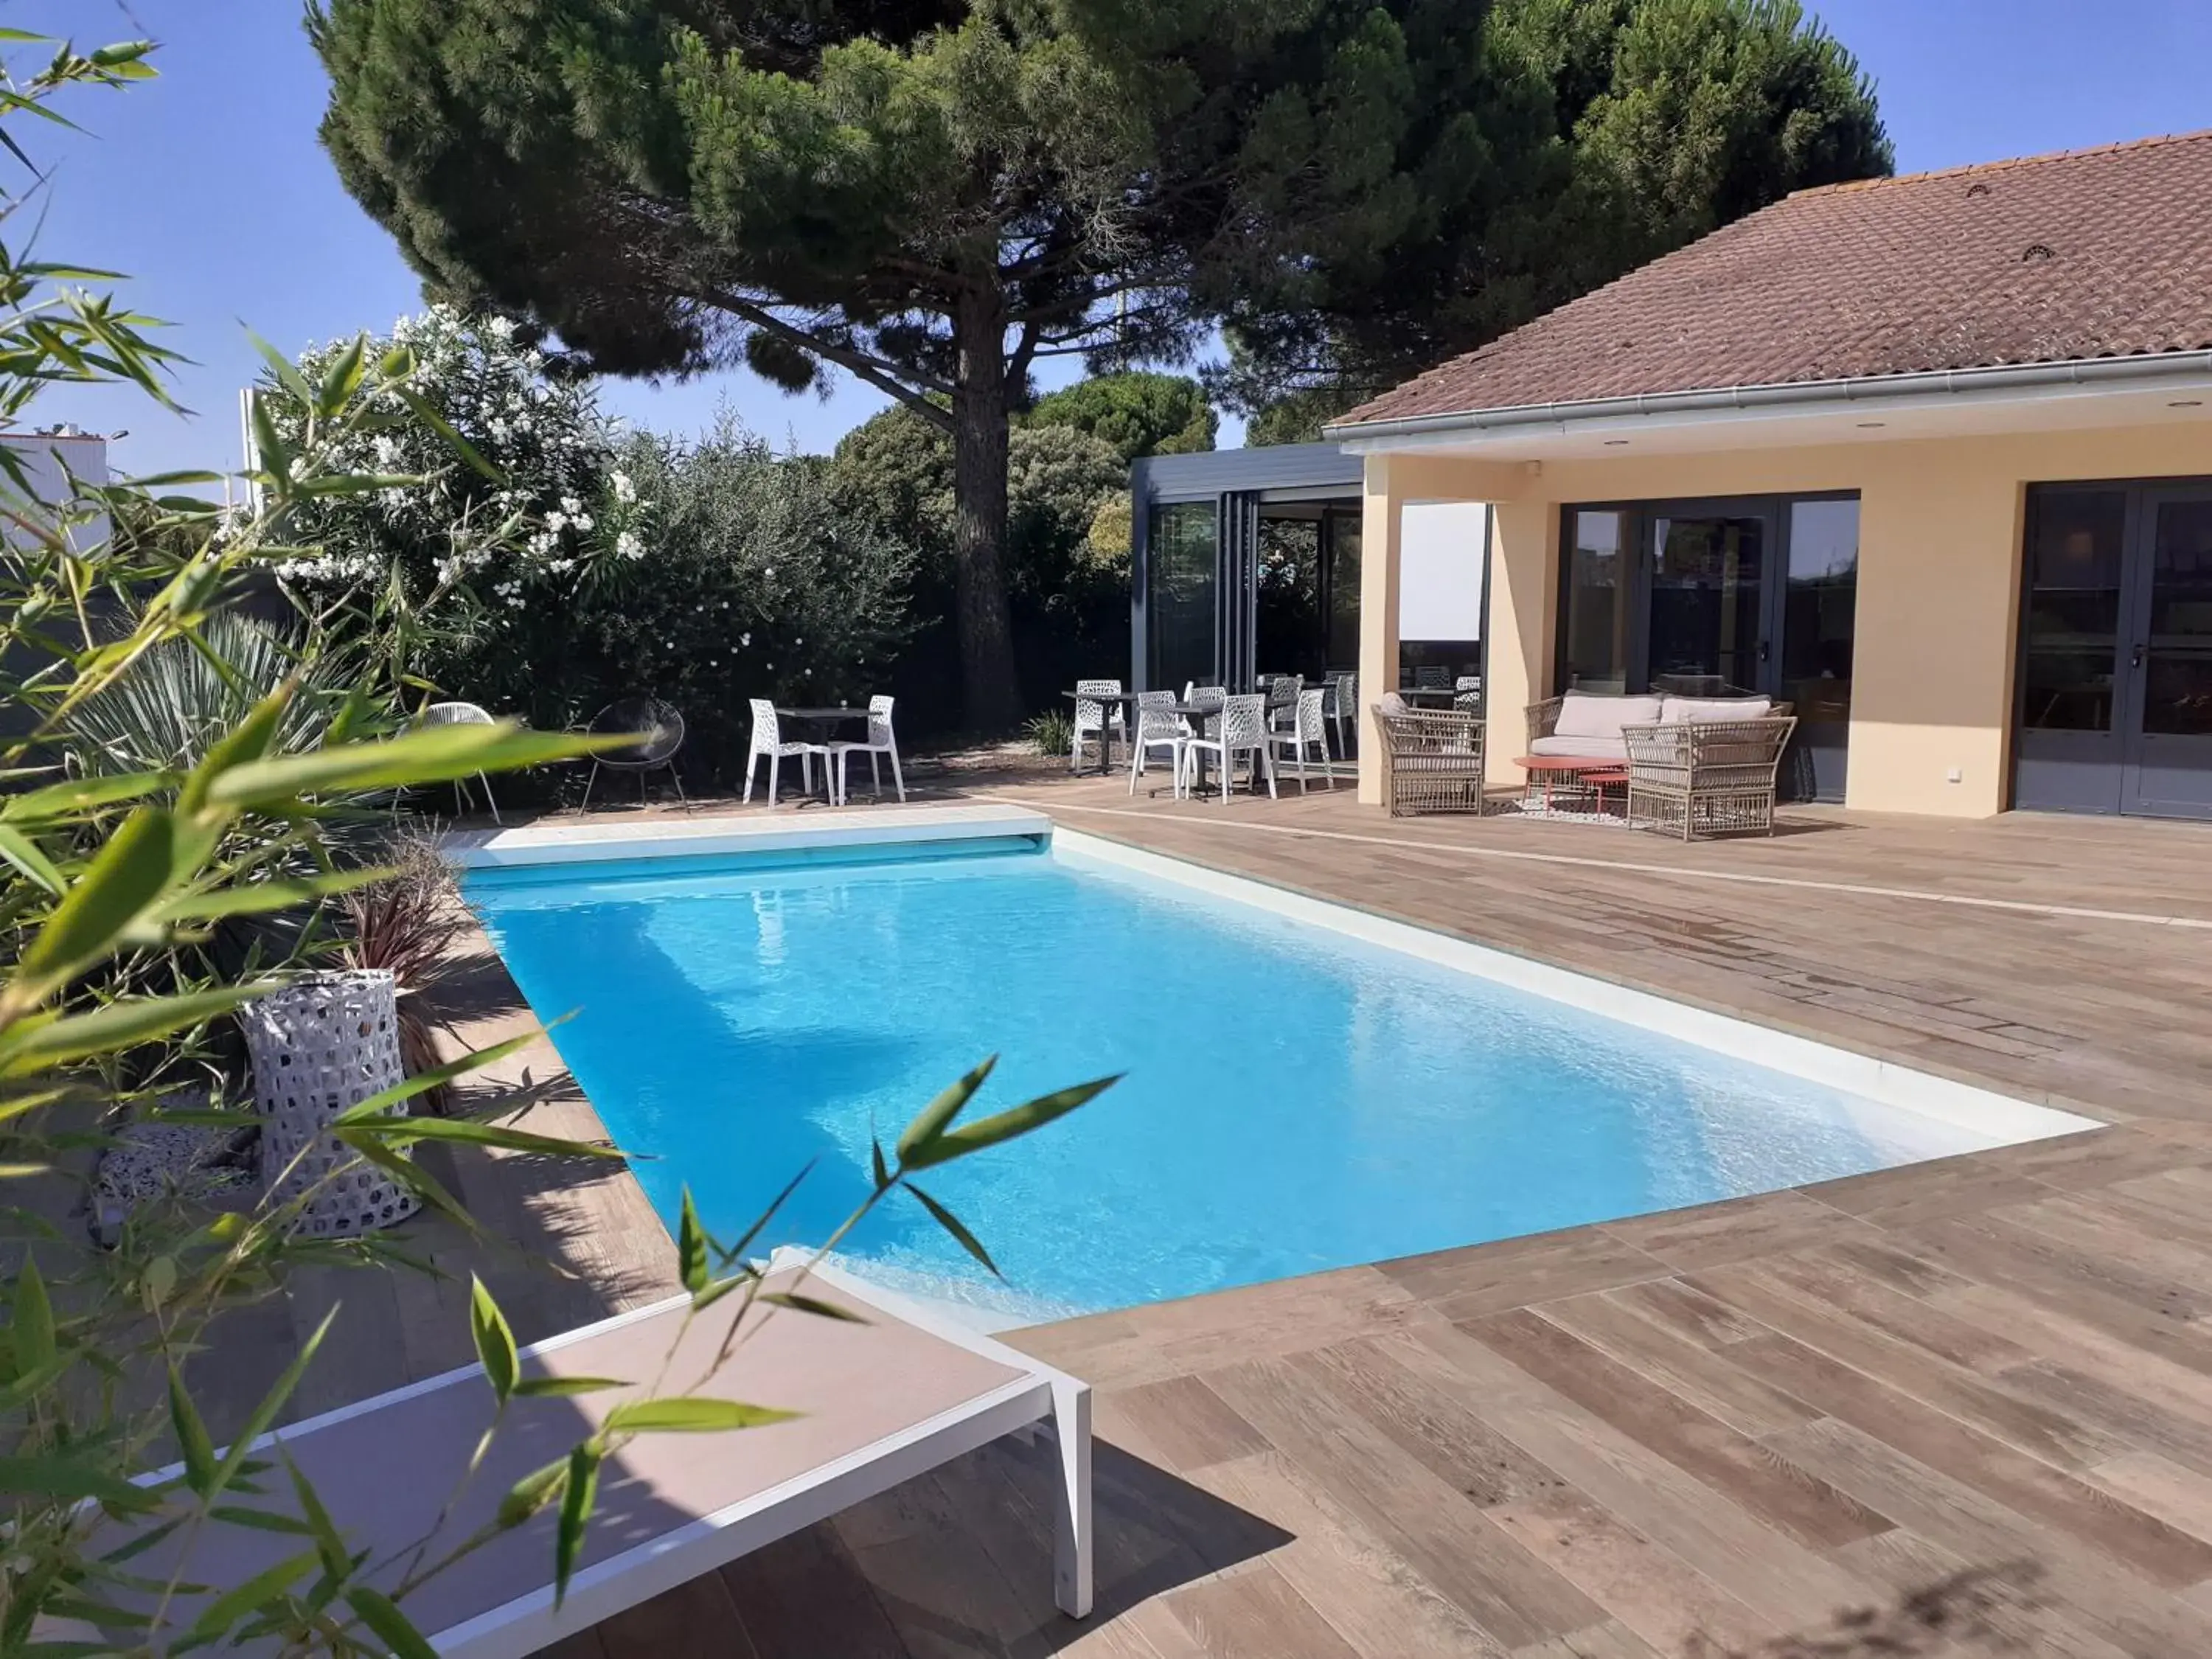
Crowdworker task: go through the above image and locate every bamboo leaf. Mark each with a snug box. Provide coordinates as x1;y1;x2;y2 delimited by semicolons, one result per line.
336;1115;622;1161
13;1252;53;1373
0;1455;158;1511
328;1030;536;1123
676;1189;709;1295
901;1074;1119;1171
181;1548;318;1645
0;986;263;1077
281;1453;351;1582
344;1587;437;1659
0;769;177;824
688;1273;753;1314
12;805;174;990
511;1375;629;1399
202;725;622;810
601;1397;799;1435
906;1184;998;1277
334;1133;475;1231
210;1307;334;1500
758;1291;869;1324
468;1276;518;1406
152;868;387;927
495;1455;568;1530
245;328;316;410
314;334;367;417
167;1364;215;1498
393;386;502;483
99;1514;185;1566
207;1505;314;1536
0;824;63;896
553;1446;599;1608
894;1057;996;1164
176;680;295;815
717;1160;814;1267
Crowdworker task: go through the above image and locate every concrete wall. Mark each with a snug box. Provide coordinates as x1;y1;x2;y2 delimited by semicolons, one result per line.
1356;422;2212;815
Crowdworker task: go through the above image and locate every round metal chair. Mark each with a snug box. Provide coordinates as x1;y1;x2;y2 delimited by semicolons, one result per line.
417;700;501;824
582;698;689;812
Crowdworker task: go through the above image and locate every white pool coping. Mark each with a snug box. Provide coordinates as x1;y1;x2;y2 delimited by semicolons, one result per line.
441;802;1051;870
456;804;2102;1157
1051;826;2103;1149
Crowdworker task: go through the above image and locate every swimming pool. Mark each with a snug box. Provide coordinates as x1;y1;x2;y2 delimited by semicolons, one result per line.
464;819;2093;1321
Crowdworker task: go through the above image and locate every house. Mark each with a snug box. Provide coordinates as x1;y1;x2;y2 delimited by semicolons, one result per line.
1329;131;2212;821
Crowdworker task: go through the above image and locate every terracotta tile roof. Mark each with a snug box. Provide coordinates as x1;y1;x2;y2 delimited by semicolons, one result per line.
1335;130;2212;431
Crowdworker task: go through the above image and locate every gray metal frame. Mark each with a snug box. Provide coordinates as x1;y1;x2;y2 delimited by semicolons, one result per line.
1130;444;1361;693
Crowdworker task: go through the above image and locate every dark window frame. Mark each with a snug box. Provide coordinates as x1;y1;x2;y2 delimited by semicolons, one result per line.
1552;490;1860;696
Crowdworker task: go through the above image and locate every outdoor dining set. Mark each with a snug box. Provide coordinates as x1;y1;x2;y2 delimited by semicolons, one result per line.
1062;672;1363;802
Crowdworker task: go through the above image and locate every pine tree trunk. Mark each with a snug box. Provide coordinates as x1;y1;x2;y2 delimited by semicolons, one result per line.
947;289;1023;732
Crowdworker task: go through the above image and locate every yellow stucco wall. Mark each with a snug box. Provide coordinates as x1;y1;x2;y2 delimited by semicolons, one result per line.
1357;422;2212;815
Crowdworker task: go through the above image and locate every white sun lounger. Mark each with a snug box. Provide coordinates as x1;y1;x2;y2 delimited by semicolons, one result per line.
118;1261;1092;1655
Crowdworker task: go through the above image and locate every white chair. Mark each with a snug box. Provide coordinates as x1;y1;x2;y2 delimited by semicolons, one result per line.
417;700;501;824
1263;673;1304;734
1323;672;1357;759
829;694;905;805
1071;678;1124;772
742;698;828;809
1180;692;1276;803
1267;686;1336;793
1125;689;1186;796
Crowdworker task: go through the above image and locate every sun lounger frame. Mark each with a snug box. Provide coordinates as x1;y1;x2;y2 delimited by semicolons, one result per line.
145;1260;1092;1657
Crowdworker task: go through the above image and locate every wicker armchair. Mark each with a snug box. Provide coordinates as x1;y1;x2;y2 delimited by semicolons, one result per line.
1374;704;1486;816
1621;714;1798;839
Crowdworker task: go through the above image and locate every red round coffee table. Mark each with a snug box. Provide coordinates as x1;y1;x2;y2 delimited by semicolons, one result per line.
1514;755;1629;815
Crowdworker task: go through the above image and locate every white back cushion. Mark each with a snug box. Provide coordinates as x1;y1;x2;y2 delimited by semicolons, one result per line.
1555;692;1663;741
1661;695;1773;724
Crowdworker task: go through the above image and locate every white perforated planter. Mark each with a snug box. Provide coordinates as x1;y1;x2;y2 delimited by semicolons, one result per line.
239;969;421;1236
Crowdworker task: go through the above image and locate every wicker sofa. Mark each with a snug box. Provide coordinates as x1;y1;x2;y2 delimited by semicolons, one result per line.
1524;690;1796;838
1374;698;1486;816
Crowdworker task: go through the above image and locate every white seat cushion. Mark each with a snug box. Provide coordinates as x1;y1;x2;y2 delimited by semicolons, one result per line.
1660;695;1773;724
1528;734;1628;761
1554;692;1662;742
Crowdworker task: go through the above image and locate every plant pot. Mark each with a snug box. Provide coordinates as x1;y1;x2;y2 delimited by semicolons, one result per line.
237;969;422;1237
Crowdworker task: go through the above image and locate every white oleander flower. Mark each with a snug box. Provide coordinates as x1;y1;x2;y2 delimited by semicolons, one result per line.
611;470;636;504
545;510;568;534
560;495;582;516
615;529;643;560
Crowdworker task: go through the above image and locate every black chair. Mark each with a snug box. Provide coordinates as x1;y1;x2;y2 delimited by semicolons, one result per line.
582;698;689;811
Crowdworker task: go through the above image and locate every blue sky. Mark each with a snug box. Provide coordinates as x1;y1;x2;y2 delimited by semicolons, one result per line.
19;0;2212;479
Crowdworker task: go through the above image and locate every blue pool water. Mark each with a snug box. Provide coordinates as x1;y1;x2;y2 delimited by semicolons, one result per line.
468;838;2004;1318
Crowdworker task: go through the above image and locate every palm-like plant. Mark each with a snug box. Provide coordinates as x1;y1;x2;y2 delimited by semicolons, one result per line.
59;611;365;776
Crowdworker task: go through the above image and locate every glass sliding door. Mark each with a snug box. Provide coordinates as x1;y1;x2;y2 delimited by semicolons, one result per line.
2012;481;2212;819
2124;487;2212;817
1781;498;1860;800
1145;501;1217;693
1556;493;1857;800
1562;509;1630;691
1325;508;1362;669
1645;508;1771;695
